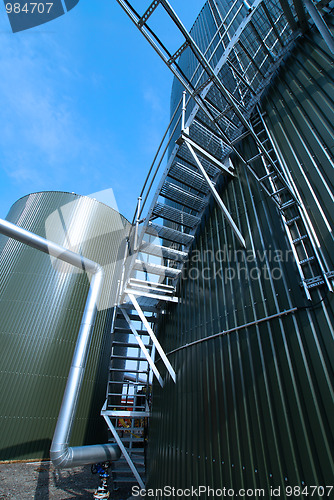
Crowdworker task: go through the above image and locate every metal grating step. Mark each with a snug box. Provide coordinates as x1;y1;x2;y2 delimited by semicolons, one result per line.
114;328;148;335
126;280;175;295
139;241;188;261
111;355;149;361
116;312;158;323
160;181;207;211
109;368;149;374
116;438;145;443
102;410;150;417
112;341;152;349
109;381;147;387
124;286;178;302
129;277;175;292
134;259;181;279
120;302;158;313
153;202;201;228
107;404;147;410
146;223;194;246
191;118;225;158
176;146;220;178
169;161;214;193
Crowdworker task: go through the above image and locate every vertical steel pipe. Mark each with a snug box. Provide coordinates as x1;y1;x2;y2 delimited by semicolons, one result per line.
0;218;120;468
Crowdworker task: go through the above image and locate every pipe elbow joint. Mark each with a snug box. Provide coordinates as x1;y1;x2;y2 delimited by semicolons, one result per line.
50;443;121;469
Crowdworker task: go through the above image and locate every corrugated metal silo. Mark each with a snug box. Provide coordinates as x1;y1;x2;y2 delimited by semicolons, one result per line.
0;191;131;461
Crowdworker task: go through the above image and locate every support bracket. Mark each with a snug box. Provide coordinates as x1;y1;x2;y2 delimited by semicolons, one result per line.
128;293;176;383
183;138;246;248
120;306;164;387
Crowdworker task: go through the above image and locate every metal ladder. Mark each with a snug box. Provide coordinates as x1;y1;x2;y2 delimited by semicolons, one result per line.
101;0;334;487
249;108;334;298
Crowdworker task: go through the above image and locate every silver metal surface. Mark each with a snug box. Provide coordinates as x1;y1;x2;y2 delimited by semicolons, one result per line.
0;218;120;468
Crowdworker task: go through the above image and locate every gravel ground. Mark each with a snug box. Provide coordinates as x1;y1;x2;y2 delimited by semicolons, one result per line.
0;462;135;500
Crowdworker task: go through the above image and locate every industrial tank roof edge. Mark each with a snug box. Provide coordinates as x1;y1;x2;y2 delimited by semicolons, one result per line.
10;190;131;224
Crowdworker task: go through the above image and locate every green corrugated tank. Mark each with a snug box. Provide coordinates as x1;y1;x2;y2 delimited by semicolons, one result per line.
147;9;334;498
0;191;131;461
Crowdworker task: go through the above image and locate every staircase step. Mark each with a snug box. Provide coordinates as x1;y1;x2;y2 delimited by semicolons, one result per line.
153;202;201;228
169;161;214;193
114;328;148;336
109;381;148;387
113;425;146;431
128;277;175;292
111;354;149;361
102;410;150;417
107;404;147;410
116;438;145;443
112;341;152;349
146;223;194;246
120;302;159;313
124;287;179;303
140;241;188;261
110;368;149;374
107;392;146;398
160;181;207;210
176;147;220;178
117;313;158;323
134;259;181;278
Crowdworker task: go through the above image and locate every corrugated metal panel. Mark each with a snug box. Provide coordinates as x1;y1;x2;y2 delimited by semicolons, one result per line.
0;191;131;460
147;10;334;497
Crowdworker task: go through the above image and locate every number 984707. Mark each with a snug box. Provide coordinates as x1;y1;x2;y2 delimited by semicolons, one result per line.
6;3;53;14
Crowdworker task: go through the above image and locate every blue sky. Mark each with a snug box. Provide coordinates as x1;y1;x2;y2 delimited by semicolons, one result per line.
0;0;205;222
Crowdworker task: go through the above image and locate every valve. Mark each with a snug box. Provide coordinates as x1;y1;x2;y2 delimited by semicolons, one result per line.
92;462;111;499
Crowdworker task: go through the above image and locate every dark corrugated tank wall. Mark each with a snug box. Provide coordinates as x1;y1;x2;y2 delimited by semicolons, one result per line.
0;191;130;461
147;15;334;498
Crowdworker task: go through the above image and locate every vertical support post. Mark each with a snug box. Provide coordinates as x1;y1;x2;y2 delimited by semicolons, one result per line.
181;90;189;134
134;196;142;251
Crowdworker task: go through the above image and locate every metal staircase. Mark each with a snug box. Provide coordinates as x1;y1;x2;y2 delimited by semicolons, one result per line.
101;0;334;487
